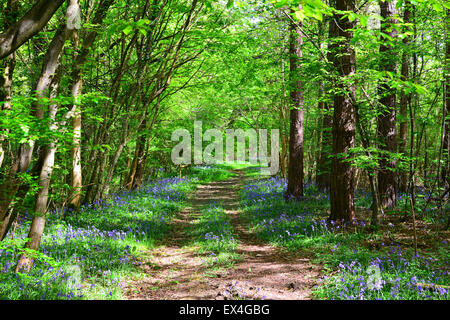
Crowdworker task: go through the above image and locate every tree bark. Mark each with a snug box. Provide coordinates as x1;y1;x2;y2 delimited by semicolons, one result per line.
329;0;356;222
443;8;450;189
399;1;412;193
16;141;56;271
377;0;398;210
126;116;147;190
285;7;304;200
317;16;334;192
0;0;19;169
16;62;65;271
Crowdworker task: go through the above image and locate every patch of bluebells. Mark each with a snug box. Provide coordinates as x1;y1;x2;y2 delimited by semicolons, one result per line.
0;259;85;300
0;176;196;300
240;176;449;300
240;178;366;244
0;224;133;299
241;177;287;204
315;245;450;300
138;177;196;202
39;225;135;274
62;177;196;240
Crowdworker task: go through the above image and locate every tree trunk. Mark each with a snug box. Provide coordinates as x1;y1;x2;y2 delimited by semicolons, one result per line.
0;0;18;169
279;47;289;179
16;62;65;271
398;1;412;193
377;0;398;210
84;153;101;203
101;136;129;197
316;18;332;192
285;7;304;200
127;117;147;190
93;153;108;201
443;8;450;189
329;0;356;222
316;83;332;192
15;143;56;271
68;0;114;211
68;30;83;211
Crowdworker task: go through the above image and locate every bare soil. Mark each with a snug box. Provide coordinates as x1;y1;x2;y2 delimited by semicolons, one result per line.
124;170;321;300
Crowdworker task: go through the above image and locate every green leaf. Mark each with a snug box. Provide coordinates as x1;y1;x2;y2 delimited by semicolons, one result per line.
359;15;369;27
122;24;133;35
295;10;305;21
432;2;443;11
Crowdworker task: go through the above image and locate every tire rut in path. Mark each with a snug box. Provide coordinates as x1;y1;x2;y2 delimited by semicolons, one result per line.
124;170;321;300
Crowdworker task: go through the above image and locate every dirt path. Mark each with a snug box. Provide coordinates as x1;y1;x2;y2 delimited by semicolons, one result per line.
124;170;321;300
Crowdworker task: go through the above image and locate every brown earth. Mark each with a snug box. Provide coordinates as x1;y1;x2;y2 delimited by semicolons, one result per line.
123;169;321;300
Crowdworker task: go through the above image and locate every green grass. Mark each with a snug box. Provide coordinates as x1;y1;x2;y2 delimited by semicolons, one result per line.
186;165;236;184
187;202;240;269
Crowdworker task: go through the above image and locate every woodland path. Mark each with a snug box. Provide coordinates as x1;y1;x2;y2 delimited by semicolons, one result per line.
124;169;321;300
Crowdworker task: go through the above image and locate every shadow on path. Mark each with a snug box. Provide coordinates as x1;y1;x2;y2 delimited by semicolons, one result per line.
124;170;321;300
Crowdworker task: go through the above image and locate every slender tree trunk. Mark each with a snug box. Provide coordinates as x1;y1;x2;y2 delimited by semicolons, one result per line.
68;0;114;211
127;117;147;190
68;29;83;211
94;153;108;201
329;0;356;222
0;0;18;169
316;18;332;192
15;1;78;269
279;49;289;179
377;0;398;210
15;142;56;271
101;131;129;197
408;5;418;206
399;0;412;193
279;105;289;179
84;153;101;203
443;8;450;189
285;7;304;200
16;67;65;272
